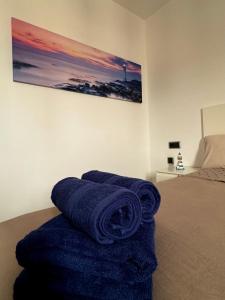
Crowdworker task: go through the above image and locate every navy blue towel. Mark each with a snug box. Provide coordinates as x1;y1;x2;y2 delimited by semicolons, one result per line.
16;214;157;285
82;171;161;223
14;268;152;300
51;177;142;244
14;269;97;300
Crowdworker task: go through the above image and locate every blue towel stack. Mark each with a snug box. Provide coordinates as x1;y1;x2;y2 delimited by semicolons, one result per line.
14;172;160;300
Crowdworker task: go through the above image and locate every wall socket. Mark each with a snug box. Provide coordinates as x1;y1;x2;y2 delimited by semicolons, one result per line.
168;141;180;149
167;157;174;165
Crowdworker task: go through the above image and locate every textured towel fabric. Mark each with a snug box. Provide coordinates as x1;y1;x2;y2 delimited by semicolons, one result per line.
82;171;161;223
14;268;152;300
16;214;157;285
14;269;97;300
51;177;142;244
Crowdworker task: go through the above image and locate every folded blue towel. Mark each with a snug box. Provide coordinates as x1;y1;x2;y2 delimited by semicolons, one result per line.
82;171;161;222
16;214;157;284
51;177;142;244
14;268;152;300
14;269;97;300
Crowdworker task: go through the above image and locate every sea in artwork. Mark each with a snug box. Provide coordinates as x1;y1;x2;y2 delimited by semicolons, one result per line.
12;18;142;103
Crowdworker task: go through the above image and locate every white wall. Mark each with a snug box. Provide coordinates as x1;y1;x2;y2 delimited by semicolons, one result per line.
146;0;225;172
0;0;150;221
3;0;225;221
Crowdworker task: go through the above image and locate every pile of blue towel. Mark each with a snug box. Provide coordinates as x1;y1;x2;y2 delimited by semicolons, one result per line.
14;171;160;300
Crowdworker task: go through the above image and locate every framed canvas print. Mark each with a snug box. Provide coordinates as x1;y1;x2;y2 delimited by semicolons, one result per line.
12;18;142;103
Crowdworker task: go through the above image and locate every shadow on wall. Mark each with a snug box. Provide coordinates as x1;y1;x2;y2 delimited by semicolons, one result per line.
194;138;205;168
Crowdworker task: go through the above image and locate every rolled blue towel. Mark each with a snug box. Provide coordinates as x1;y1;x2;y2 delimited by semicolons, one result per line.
51;177;142;244
16;215;157;284
82;171;161;223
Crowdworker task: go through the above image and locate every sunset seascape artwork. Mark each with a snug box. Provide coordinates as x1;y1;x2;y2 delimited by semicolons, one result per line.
12;18;142;103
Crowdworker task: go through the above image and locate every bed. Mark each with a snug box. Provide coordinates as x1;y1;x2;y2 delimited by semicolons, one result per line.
0;104;225;299
154;103;225;300
154;172;225;299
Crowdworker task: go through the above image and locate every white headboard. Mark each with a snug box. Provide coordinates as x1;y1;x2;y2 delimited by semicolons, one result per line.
202;104;225;136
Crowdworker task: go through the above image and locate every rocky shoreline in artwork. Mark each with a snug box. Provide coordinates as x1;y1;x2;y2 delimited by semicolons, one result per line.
55;79;142;103
13;60;142;103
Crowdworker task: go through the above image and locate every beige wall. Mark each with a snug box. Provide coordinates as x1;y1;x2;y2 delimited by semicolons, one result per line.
0;0;150;221
146;0;225;172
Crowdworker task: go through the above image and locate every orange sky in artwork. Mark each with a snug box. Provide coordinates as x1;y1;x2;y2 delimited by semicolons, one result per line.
12;18;141;74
